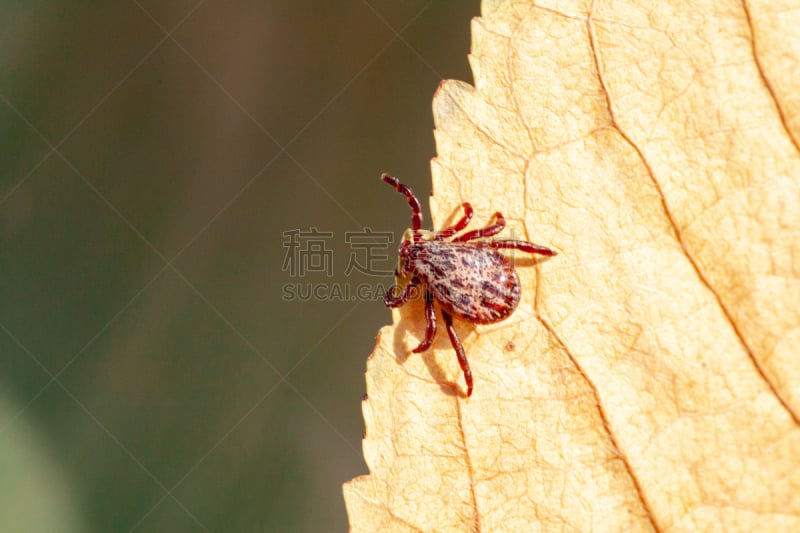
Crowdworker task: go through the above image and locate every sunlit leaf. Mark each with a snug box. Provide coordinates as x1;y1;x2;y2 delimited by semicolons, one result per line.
345;0;800;530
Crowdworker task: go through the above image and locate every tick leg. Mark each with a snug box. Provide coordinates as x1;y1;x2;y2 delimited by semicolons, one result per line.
435;202;473;240
487;239;556;256
454;212;506;242
384;277;420;307
441;310;473;397
412;289;436;353
382;174;422;236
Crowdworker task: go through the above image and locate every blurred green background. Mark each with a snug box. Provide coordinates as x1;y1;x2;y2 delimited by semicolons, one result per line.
0;2;478;531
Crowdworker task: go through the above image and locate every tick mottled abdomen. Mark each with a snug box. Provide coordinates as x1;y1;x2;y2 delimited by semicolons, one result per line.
409;242;520;324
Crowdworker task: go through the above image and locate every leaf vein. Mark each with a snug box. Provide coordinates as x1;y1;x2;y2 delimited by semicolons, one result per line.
586;0;800;427
741;0;800;155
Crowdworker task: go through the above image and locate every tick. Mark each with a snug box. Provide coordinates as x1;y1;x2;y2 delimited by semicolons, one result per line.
382;174;556;397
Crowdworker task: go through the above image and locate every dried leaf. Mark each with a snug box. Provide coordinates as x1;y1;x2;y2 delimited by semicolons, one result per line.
344;0;800;531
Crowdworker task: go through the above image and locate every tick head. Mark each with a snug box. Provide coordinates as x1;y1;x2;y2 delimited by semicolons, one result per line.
397;239;414;276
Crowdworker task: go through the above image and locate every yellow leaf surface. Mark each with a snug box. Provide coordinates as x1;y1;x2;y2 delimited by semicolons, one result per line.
344;0;800;531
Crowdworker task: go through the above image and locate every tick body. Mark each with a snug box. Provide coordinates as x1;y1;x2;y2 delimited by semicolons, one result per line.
382;173;556;396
